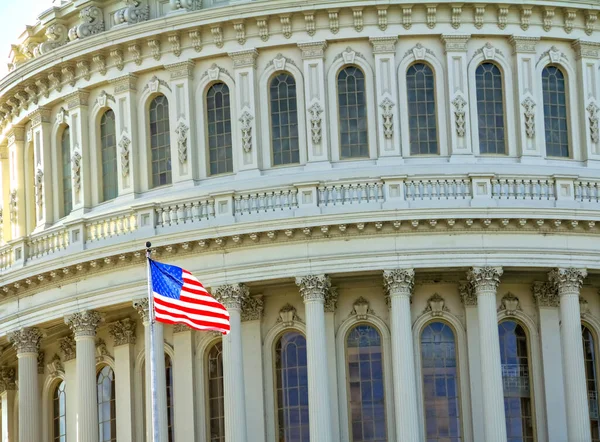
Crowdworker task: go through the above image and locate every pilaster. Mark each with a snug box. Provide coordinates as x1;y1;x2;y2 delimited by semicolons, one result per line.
65;90;91;213
0;367;17;442
6;127;27;239
29;108;54;229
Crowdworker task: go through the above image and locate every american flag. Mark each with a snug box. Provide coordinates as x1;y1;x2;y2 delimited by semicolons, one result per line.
149;259;230;334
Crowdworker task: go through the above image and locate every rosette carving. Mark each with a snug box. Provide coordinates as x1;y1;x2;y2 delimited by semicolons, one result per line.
65;310;102;338
295;275;331;303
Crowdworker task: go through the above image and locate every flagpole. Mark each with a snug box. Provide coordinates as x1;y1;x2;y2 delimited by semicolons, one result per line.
146;241;161;442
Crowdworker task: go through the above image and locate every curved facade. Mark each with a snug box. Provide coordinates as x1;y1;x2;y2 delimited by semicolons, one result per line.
0;0;600;441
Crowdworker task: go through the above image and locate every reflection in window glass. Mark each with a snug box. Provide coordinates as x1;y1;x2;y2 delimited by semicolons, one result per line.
97;366;116;442
275;331;309;441
100;109;118;201
476;63;506;154
499;321;534;442
338;66;369;159
346;324;386;442
149;95;172;187
61;127;72;217
53;380;66;442
542;66;569;158
421;322;462;442
207;341;225;442
583;325;600;441
270;73;300;166
207;83;233;175
166;355;174;442
407;63;438;155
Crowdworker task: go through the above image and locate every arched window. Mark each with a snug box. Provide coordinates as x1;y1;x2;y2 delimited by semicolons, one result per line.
97;366;116;442
476;63;506;154
166;354;175;442
499;321;534;442
421;321;462;442
270;73;300;166
53;380;66;442
207;83;233;176
275;331;309;441
338;66;368;159
61;127;72;217
100;109;118;201
583;325;600;441
346;324;386;441
407;63;438;155
149;95;172;187
207;341;225;442
542;66;569;158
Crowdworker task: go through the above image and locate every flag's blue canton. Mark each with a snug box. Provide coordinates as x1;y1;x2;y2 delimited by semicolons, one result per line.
150;260;184;300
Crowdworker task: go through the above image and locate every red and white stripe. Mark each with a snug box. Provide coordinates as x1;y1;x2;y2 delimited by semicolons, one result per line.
153;270;230;334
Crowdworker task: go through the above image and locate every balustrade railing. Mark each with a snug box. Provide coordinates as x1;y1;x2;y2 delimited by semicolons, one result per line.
234;189;298;215
575;180;600;202
318;182;384;206
0;245;13;271
405;178;471;201
155;199;214;227
86;212;137;242
492;178;555;200
27;228;69;259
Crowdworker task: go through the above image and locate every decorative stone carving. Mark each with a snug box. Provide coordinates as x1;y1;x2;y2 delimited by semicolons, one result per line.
475;42;502;60
176;122;189;163
564;9;577;33
520;6;533;30
168;33;181;57
201;64;230;82
233;21;246;45
402;5;413;29
65;310;102;337
424;293;449;316
586;11;598;36
119;135;131;177
587;102;599;144
296;275;331;303
328;10;339;34
71;151;82;192
213;283;249;310
93;54;107;76
76;60;91;81
148;38;161;61
59;336;76;361
308;103;324;145
0;367;16;391
242;295;263;321
239;112;253;153
543;7;555;32
169;0;200;11
47;354;64;377
37;351;45;374
38;24;68;55
325;286;339;313
109;318;136;346
8;189;17;224
34;168;43;209
114;0;150;25
451;5;462;29
278;304;301;326
133;298;150;323
459;282;477;306
304;13;315;36
498;292;521;314
379;98;394;139
540;46;565;64
280;15;292;39
56;107;68;125
351;297;373;320
143;75;171;94
467;267;503;294
69;6;105;41
452;96;467;137
370;37;397;54
377;6;388;31
383;269;414;296
522;97;536;138
532;282;559;307
128;43;142;65
211;25;223;48
497;5;509;29
189;29;203;52
8;328;42;354
474;5;485;29
353;8;364;32
548;268;587;295
95;338;110;363
96;91;115;108
110;49;124;71
173;323;189;333
426;5;437;28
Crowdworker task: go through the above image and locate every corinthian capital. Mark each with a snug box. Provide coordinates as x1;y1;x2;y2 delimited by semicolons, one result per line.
8;327;42;354
295;275;331;303
467;267;503;293
548;268;587;296
65;310;102;338
109;318;136;346
241;295;264;322
133;298;150;323
383;269;415;297
0;367;16;391
532;282;559;307
213;283;249;310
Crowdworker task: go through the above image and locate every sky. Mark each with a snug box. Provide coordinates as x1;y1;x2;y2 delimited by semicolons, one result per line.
0;0;56;78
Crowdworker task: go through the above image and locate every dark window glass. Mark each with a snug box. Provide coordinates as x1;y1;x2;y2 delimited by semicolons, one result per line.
207;83;233;175
149;95;172;187
166;355;174;442
100;110;118;201
407;63;438;155
270;73;300;166
338;66;369;159
53;380;66;442
583;325;600;441
476;63;506;154
97;366;116;442
542;66;569;157
275;331;309;441
499;321;534;442
421;322;462;442
61;127;72;217
346;324;386;441
207;341;225;442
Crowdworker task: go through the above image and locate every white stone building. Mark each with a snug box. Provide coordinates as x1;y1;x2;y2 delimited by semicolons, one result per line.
0;0;599;441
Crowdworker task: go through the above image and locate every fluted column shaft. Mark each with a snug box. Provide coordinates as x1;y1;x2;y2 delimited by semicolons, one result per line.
383;269;420;442
550;268;591;442
296;275;334;442
214;284;248;442
8;328;42;442
468;267;507;442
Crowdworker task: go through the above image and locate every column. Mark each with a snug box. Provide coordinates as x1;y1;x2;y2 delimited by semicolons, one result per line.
324;288;340;442
382;269;420;442
572;41;600;166
533;282;568;442
109;74;139;198
165;61;197;184
59;335;77;442
8;327;42;442
172;324;196;442
133;298;168;442
0;367;17;442
440;35;473;160
295;275;334;442
29;107;54;229
65;91;91;213
467;267;507;442
6;127;27;240
229;50;261;175
298;41;331;167
370;37;402;160
213;284;249;442
459;282;484;442
108;319;137;442
65;310;102;442
549;268;591;442
509;36;541;160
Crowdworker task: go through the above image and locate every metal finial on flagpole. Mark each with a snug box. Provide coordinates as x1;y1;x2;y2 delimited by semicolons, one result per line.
146;242;161;442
